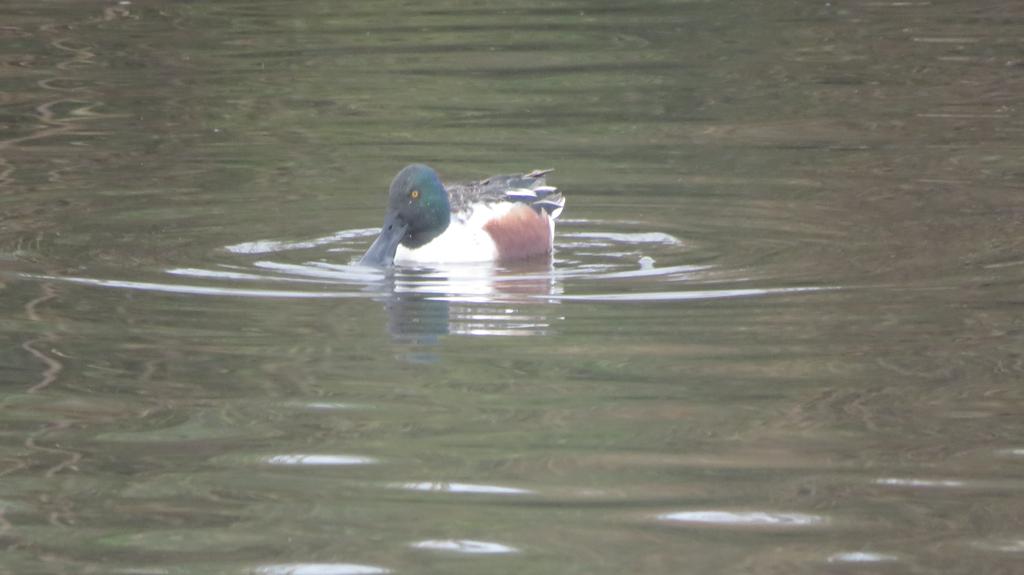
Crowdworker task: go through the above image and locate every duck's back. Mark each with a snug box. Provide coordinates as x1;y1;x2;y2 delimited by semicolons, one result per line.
447;169;564;220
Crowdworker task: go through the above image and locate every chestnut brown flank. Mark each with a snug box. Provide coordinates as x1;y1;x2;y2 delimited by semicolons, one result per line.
483;205;552;261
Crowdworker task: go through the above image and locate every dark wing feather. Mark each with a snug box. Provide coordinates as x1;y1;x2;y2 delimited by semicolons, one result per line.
446;169;564;219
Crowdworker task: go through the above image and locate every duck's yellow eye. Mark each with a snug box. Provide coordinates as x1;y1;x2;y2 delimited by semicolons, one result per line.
410;189;420;200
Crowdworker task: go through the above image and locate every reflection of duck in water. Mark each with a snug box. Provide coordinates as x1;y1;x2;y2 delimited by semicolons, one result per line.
360;164;565;266
384;258;562;345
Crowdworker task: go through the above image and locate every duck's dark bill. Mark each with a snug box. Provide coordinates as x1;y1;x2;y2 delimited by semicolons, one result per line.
360;214;408;266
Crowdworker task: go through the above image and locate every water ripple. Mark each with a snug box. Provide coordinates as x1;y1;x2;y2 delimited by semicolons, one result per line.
561;231;683;246
23;274;363;299
255;564;390;575
827;551;899;563
657;510;827;528
296;402;364;411
970;539;1024;553
410;539;519;554
8;217;831;314
265;454;377;466
545;286;829;302
226;228;378;255
392;481;532;495
874;477;966;488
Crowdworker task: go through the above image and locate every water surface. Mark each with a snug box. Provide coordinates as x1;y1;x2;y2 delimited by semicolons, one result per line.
1;1;1023;573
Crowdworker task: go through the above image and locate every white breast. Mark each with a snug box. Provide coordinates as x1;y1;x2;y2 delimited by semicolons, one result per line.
393;204;506;264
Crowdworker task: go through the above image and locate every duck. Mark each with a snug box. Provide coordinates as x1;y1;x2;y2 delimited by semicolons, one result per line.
360;164;565;266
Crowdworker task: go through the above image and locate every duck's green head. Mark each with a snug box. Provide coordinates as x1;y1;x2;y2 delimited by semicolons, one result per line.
360;164;451;266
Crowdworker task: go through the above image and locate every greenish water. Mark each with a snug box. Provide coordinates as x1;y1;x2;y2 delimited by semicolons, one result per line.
2;1;1023;573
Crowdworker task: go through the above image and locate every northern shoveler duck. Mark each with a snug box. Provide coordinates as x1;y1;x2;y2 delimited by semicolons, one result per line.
360;164;565;266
